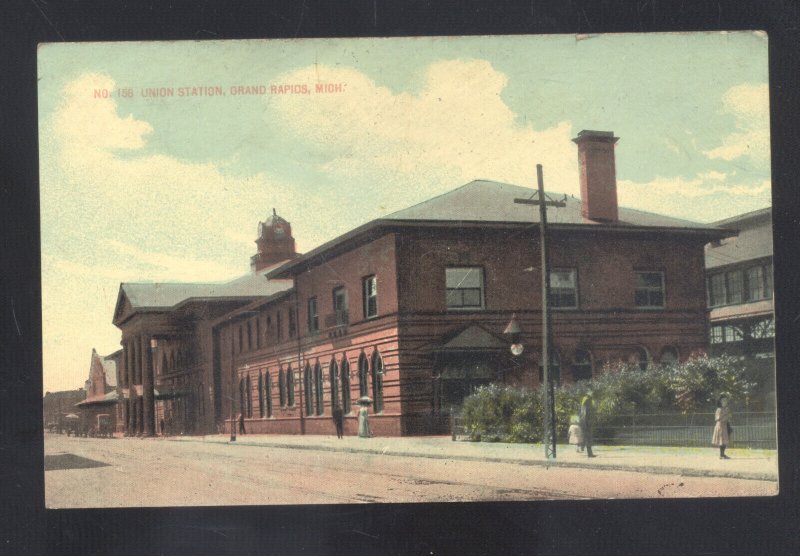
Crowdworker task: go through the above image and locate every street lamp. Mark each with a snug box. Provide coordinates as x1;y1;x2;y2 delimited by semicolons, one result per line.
503;313;524;356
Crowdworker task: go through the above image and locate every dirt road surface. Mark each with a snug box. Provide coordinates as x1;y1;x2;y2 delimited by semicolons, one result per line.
44;434;777;508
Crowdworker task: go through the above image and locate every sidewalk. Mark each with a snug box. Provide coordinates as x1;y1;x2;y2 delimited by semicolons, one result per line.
168;434;778;481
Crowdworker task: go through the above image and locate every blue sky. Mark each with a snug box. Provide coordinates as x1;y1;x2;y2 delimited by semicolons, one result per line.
38;33;770;392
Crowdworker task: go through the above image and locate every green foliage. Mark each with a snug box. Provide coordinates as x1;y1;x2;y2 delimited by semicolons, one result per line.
669;354;755;412
461;384;542;442
460;355;756;443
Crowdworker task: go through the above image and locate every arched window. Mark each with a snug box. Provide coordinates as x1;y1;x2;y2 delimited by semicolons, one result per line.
660;346;679;365
245;375;253;417
571;350;592;382
329;358;339;411
258;372;265;418
340;357;351;414
238;326;243;353
358;352;369;398
265;371;273;418
314;361;324;415
286;364;295;406
633;347;650;371
278;368;286;407
246;321;252;351
170;352;176;372
239;377;246;416
160;352;168;377
371;350;384;413
304;362;313;416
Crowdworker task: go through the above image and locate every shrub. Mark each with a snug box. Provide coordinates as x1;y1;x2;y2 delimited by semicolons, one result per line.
461;384;542;442
459;354;757;443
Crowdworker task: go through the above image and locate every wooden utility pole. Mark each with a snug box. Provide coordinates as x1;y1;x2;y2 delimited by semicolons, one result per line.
230;332;236;442
514;164;565;459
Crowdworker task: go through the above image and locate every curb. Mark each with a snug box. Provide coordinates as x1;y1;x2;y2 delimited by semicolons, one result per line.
168;437;777;482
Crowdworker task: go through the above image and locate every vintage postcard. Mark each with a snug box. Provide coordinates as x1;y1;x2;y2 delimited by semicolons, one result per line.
39;33;777;508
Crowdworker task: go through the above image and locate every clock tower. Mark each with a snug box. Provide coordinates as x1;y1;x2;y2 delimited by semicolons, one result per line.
251;209;298;272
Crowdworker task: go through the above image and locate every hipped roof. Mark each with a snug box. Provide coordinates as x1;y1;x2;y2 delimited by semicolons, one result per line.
270;180;731;278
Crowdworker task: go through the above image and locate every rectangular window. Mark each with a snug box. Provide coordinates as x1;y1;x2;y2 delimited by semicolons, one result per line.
446;267;484;309
276;311;283;340
708;273;726;307
724;325;743;343
634;271;665;308
726;270;744;304
333;287;348;325
549;269;578;308
307;297;319;333
765;262;773;299
746;266;765;301
288;308;296;338
710;325;724;344
363;275;378;319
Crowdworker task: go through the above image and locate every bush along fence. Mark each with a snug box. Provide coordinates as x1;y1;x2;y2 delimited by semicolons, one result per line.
453;355;776;449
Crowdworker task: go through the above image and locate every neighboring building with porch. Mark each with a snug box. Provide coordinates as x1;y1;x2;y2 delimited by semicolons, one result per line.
704;207;775;407
42;388;85;432
110;129;731;437
75;348;120;436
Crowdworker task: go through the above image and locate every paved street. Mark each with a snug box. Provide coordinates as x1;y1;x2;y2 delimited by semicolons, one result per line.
44;433;777;508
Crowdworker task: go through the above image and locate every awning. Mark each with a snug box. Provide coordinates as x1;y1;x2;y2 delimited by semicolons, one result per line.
154;386;190;400
75;391;119;407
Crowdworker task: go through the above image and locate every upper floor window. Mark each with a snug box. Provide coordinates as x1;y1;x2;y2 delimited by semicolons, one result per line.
308;297;319;333
549;269;578;309
363;275;378;319
333;287;348;325
635;271;665;308
288;308;297;338
726;270;744;304
446;267;484;310
276;311;283;340
707;262;773;308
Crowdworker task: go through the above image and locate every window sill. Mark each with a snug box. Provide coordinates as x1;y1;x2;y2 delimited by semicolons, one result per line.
634;306;665;310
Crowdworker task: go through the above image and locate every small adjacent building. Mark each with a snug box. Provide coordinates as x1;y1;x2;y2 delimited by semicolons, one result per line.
705;207;775;407
75;349;120;435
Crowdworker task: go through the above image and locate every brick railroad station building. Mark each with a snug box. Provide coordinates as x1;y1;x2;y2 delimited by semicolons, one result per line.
111;130;731;437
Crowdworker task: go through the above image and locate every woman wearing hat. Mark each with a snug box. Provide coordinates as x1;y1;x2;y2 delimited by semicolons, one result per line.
357;396;372;438
712;394;732;459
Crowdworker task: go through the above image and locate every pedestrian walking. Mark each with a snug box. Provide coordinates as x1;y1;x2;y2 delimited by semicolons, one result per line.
579;392;596;457
712;394;732;459
357;396;372;438
238;413;246;435
568;415;584;452
160;418;165;436
332;405;344;439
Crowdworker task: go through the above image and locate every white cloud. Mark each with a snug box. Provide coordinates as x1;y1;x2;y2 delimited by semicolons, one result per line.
704;83;770;164
618;173;771;222
272;60;579;195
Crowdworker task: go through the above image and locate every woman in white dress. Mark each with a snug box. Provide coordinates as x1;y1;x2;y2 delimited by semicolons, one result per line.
711;394;732;459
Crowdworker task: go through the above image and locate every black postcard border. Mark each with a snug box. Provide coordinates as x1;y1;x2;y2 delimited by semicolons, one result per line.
2;1;799;554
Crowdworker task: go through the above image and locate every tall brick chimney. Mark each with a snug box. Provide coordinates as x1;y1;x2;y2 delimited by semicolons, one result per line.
572;130;620;223
251;209;297;272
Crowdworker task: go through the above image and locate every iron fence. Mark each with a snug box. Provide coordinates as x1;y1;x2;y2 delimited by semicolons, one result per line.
451;411;777;449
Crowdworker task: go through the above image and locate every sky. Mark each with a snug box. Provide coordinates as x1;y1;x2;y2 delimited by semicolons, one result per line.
38;33;771;393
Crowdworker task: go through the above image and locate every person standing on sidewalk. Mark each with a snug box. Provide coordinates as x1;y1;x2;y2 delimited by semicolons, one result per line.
357;396;372;438
579;393;596;457
332;405;344;439
568;415;584;453
238;413;246;435
712;394;732;459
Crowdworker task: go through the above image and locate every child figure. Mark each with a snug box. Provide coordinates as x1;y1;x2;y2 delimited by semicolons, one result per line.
568;415;584;452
